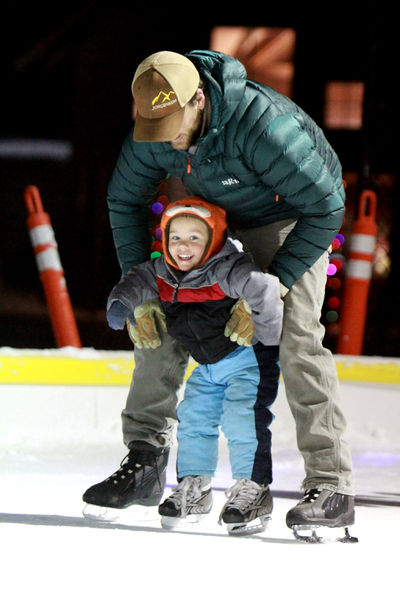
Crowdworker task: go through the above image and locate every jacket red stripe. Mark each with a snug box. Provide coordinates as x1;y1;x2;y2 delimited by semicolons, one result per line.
157;277;226;303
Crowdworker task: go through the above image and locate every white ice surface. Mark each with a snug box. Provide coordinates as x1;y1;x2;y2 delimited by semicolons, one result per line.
1;373;399;599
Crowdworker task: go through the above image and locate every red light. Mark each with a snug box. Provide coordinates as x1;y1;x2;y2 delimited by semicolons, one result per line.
327;277;341;290
327;297;341;309
331;258;343;271
151;240;162;253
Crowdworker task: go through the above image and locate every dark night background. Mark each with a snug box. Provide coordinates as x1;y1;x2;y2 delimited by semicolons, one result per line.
1;2;399;355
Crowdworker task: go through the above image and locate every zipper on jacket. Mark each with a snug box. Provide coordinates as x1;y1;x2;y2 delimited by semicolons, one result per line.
171;282;179;301
187;156;191;174
170;283;208;363
184;309;208;364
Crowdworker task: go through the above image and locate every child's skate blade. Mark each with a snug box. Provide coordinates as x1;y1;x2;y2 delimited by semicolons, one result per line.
226;515;271;537
161;513;208;529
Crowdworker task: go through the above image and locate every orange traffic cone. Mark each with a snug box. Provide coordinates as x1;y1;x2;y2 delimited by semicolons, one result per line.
337;189;378;355
24;185;82;348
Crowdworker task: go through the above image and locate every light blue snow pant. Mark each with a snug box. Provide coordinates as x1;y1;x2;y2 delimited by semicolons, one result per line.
176;344;280;485
122;218;354;495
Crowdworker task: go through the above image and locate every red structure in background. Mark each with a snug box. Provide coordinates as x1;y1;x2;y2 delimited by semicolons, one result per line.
337;190;378;355
24;185;82;348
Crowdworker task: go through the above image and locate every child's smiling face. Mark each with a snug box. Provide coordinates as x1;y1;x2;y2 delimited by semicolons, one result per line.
168;216;209;271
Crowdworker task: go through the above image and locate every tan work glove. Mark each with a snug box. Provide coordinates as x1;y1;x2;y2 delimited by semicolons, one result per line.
224;298;254;347
126;299;167;349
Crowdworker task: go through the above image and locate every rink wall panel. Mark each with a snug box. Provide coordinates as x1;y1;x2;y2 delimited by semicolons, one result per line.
0;348;399;451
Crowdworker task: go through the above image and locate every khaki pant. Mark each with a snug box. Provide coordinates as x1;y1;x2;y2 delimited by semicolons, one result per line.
122;218;354;494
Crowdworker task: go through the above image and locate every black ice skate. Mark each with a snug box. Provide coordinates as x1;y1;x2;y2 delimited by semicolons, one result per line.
82;442;169;520
219;479;273;536
158;475;213;528
286;488;358;543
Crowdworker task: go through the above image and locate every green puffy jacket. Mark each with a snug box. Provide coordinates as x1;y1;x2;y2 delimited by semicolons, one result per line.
107;50;345;289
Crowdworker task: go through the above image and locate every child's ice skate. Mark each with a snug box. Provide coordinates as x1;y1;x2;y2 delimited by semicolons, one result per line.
219;479;272;536
158;475;213;528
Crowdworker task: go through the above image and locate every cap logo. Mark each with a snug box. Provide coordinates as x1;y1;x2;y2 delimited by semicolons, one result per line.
152;90;177;111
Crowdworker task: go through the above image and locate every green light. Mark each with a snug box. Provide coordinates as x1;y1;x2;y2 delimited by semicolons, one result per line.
326;310;339;322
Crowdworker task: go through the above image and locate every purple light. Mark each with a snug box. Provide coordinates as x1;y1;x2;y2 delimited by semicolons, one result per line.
151;202;164;215
336;233;345;245
154;227;162;240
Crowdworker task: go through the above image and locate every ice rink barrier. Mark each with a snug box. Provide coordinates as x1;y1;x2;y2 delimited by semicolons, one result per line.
0;347;399;386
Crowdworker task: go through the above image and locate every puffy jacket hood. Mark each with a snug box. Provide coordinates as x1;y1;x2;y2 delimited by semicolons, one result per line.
160;196;227;269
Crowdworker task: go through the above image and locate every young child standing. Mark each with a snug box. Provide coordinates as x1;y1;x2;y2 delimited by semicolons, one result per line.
106;197;283;535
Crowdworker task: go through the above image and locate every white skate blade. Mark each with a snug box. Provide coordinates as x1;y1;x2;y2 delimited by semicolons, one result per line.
226;515;271;537
291;524;358;543
160;513;208;530
82;503;159;524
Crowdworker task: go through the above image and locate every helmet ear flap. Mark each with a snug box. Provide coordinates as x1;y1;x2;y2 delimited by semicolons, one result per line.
162;220;178;268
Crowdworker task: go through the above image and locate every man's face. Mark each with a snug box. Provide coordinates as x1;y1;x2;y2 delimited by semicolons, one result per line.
169;91;204;150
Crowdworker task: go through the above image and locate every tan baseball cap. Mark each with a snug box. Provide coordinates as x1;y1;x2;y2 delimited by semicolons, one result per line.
131;51;200;142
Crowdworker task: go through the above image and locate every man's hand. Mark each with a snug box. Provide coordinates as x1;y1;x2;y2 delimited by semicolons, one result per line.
224;298;254;347
107;300;133;330
126;299;167;349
